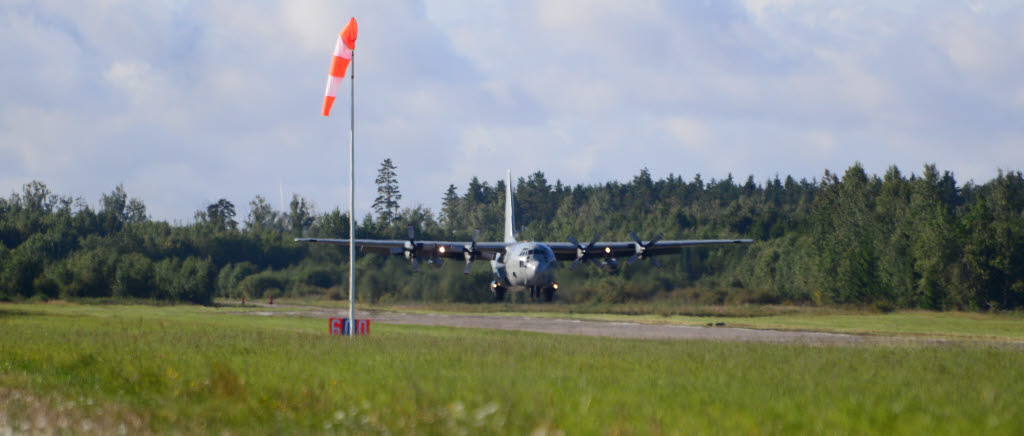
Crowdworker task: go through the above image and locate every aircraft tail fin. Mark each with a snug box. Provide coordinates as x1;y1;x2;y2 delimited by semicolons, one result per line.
505;169;516;243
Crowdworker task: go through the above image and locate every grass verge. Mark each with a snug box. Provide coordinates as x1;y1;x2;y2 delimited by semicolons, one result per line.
2;302;1023;434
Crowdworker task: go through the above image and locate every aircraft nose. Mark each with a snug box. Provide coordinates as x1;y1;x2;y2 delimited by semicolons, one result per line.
532;260;553;276
527;260;544;276
539;261;558;282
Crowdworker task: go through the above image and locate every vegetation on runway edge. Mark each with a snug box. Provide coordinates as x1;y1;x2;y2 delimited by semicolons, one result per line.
2;303;1023;435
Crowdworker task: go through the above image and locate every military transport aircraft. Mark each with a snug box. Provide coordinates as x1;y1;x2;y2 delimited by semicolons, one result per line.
296;171;753;302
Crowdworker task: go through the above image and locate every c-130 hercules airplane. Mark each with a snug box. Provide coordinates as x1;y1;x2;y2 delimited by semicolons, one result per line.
297;171;753;302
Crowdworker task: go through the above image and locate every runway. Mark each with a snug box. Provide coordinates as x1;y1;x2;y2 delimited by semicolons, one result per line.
249;305;870;345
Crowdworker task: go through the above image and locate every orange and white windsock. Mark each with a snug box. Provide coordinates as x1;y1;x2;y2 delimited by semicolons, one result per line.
322;17;358;117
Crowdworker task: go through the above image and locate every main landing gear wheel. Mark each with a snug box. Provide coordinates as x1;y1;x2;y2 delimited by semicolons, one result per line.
543;287;556;302
492;284;507;302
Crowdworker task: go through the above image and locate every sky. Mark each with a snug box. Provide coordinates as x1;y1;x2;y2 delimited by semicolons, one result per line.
2;0;1023;223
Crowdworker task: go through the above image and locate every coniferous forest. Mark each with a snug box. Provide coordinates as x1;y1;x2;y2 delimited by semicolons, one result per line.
1;162;1022;310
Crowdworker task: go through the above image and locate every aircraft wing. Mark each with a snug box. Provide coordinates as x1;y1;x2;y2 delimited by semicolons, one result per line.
544;238;754;262
295;237;510;260
296;236;752;261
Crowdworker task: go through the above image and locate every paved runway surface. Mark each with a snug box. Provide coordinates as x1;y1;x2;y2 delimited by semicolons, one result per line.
249;305;872;345
372;311;867;344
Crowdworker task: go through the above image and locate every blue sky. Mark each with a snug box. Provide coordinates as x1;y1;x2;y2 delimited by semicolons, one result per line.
2;0;1023;222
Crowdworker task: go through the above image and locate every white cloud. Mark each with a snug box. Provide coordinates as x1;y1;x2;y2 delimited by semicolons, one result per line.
104;61;159;101
0;106;76;172
2;0;1024;222
937;15;1003;76
810;48;891;114
740;0;803;23
280;0;348;54
664;117;712;152
802;130;837;153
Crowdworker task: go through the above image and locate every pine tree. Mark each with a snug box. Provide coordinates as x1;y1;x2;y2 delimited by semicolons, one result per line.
440;184;459;228
372;158;402;225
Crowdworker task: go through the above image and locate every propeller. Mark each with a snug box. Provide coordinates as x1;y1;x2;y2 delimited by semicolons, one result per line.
568;233;601;271
461;229;482;275
390;225;422;272
627;231;663;267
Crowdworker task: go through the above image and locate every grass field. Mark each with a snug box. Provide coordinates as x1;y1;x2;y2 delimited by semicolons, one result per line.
2;302;1023;435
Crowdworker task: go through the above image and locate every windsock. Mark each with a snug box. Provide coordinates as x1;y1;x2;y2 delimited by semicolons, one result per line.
322;17;358;117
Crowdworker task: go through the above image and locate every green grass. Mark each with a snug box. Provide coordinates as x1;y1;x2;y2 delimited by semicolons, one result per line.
714;311;1024;340
2;302;1023;435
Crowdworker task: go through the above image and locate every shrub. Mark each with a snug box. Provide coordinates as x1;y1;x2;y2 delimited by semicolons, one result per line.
1;245;43;298
154;258;182;301
743;289;782;305
300;266;341;289
237;270;287;299
288;283;325;298
0;242;8;300
32;276;59;299
113;253;155;299
577;276;646;303
216;262;258;298
874;299;897;313
178;257;216;305
65;248;118;298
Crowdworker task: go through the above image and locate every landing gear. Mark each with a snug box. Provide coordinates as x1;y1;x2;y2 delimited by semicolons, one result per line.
492;283;556;303
491;281;507;302
528;286;557;302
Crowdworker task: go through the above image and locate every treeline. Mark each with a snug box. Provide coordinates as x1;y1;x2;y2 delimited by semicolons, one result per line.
439;165;1024;309
1;163;1022;310
0;183;318;304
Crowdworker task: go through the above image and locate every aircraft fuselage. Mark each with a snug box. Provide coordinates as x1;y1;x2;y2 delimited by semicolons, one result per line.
492;242;558;289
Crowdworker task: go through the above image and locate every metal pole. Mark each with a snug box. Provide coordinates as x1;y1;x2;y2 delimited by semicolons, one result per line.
348;50;356;336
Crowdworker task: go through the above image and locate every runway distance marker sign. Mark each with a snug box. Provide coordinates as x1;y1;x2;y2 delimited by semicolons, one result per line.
330;318;370;335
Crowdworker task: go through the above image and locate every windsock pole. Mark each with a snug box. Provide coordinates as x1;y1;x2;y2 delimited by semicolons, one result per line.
320;18;358;336
348;50;356;336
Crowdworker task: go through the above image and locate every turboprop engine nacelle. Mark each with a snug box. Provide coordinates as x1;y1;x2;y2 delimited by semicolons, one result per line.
599;257;619;272
598;245;619;272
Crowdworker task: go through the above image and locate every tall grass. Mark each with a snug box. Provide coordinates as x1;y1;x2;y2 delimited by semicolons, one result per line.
1;303;1022;435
